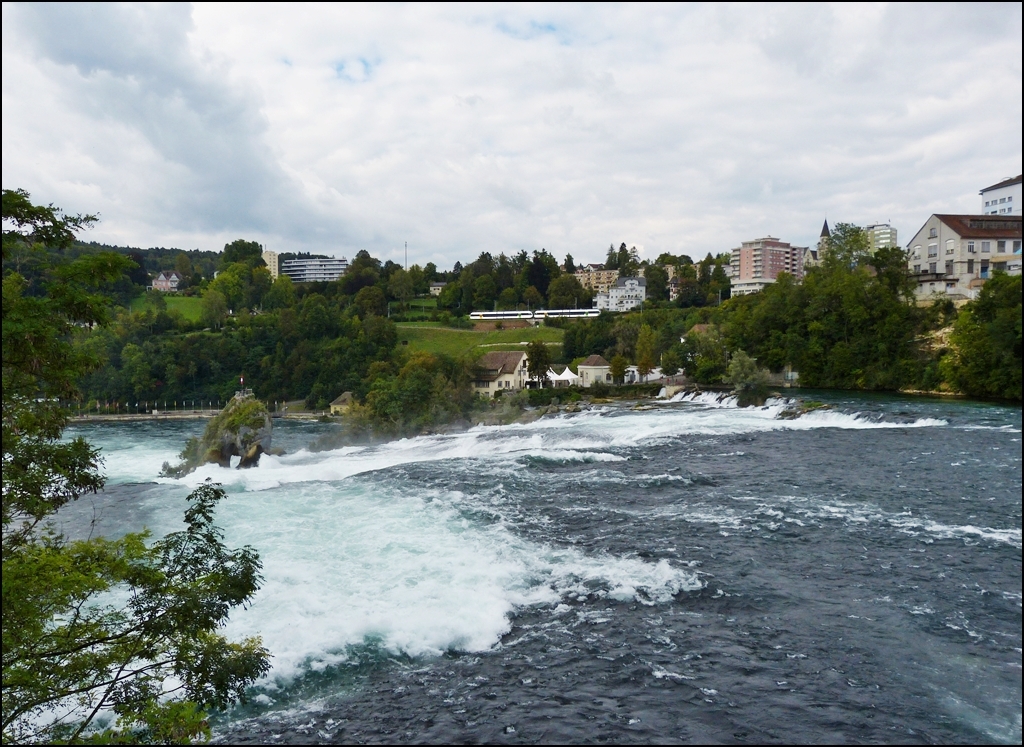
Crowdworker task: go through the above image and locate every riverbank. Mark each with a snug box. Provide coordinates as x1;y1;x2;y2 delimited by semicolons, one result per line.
73;411;328;423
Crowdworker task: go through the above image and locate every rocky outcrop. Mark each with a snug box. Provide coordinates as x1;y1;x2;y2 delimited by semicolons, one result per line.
162;393;272;476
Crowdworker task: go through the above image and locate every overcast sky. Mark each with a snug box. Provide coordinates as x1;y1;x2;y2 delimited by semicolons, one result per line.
3;3;1021;268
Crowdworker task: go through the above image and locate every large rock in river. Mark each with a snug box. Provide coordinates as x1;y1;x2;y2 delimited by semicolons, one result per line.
162;393;272;476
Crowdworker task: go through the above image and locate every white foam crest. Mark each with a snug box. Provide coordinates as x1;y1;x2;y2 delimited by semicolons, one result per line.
775;496;1021;548
210;482;700;687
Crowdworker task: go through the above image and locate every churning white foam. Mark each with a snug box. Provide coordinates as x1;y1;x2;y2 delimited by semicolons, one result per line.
209;480;702;687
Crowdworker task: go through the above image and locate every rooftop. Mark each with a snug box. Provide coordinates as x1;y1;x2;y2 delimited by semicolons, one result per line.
980;175;1022;193
933;214;1022;239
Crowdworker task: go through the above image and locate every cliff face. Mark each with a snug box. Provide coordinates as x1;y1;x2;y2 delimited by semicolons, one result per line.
162;394;272;476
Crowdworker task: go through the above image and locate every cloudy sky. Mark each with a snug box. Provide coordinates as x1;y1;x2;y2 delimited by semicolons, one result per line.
2;3;1021;268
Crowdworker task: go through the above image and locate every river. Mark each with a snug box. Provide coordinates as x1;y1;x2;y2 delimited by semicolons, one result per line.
61;391;1022;744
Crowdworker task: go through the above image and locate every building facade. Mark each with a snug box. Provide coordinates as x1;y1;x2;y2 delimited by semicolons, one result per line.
472;351;529;397
575;265;620;295
594;276;646;311
981;175;1022;216
262;250;279;280
864;223;898;254
152;270;182;292
280;257;349;283
729;236;807;295
577;355;611;387
906;214;1022;300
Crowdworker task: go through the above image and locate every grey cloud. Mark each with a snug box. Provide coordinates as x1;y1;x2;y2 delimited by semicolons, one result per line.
2;4;1020;265
8;2;335;242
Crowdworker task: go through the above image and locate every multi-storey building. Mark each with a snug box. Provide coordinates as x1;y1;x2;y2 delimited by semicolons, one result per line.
981;175;1022;216
594;277;646;312
906;214;1022;300
280;257;349;283
575;265;619;294
864;223;898;254
261;250;279;280
728;236;808;295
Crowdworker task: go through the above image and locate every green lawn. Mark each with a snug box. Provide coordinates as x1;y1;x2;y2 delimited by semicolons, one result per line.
131;295;204;322
395;323;563;359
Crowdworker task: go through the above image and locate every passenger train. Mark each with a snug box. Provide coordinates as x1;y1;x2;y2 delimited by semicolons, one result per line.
468;308;600;321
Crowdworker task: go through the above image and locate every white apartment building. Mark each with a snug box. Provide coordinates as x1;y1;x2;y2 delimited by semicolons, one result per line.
594;277;646;312
906;214;1022;300
261;250;279;280
981;175;1022;216
864;223;898;254
281;257;349;283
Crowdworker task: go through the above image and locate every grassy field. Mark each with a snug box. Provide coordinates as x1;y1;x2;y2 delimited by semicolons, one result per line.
131;295;204;321
395;322;563;359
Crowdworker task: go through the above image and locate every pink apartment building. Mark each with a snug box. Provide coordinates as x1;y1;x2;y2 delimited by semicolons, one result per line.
729;237;807;295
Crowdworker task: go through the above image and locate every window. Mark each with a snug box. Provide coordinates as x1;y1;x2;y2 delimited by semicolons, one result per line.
927;244;938;257
913;264;921;273
945;239;954;254
980;261;989;279
929;262;937;274
982;241;990;252
967;241;975;253
999;197;1006;203
997;240;1006;252
1014;241;1022;252
928;227;938;238
967;259;974;274
945;260;954;275
913;245;922;258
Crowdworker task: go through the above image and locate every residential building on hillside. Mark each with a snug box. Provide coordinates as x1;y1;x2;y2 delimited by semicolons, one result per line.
577;354;611;387
981;175;1022;216
575;265;619;294
864;223;898;254
906;214;1022;300
262;250;279;280
594;276;646;311
729;236;808;296
281;257;349;283
471;351;528;397
152;270;182;292
429;282;447;296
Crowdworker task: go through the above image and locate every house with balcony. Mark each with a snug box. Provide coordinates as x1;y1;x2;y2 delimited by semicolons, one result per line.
906;214;1022;301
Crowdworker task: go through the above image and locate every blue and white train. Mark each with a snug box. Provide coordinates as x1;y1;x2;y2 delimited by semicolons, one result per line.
468;309;600;321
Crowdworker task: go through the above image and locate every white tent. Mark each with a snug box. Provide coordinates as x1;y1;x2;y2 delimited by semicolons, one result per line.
546;367;581;387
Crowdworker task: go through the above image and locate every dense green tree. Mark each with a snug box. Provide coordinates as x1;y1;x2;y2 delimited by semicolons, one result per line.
526;339;552;385
388;268;415;308
472;274;498;310
660;348;682;376
202;289;228;329
221;239;263;267
605;244;619;270
546;274;588;309
724;350;772;406
2;190;269;744
525;250;560;297
941;273;1021;400
635;324;658;380
522;285;544;309
354;286;387;317
643;264;669;302
609;354;628;384
564;253;576;274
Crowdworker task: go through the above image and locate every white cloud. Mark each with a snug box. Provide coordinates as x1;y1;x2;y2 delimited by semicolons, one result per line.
2;3;1021;266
